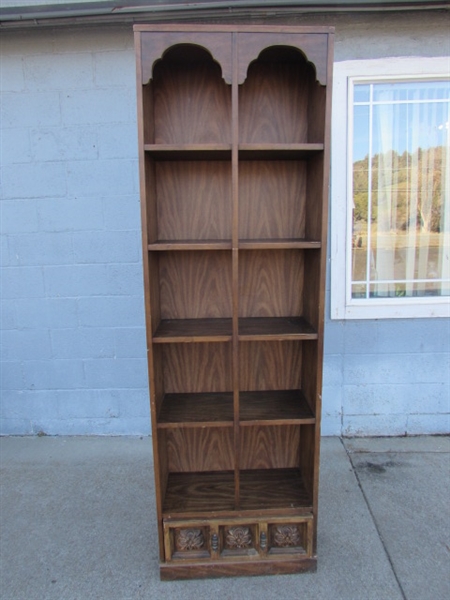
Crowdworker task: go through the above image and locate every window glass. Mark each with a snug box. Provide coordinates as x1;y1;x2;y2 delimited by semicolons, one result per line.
351;80;450;300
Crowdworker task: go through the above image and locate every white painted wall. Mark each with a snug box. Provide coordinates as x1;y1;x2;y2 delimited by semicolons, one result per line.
1;11;449;436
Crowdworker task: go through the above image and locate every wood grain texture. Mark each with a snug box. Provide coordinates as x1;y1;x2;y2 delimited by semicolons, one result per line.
239;54;312;144
153;46;231;143
163;471;235;514
239;341;302;391
158;392;234;427
238;317;317;341
159;251;232;319
160;557;317;580
238;161;306;240
305;153;324;241
156;161;231;241
240;468;311;510
239;250;303;318
140;31;233;86
163;343;232;393
240;390;314;424
154;319;232;343
239;426;300;470
237;32;328;86
167;427;234;472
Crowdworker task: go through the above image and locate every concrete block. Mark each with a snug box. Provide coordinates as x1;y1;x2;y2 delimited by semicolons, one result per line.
31;127;98;162
0;362;24;390
8;233;73;266
107;264;143;296
321;414;342;436
51;328;115;359
1;300;17;329
53;26;131;54
102;195;141;231
24;53;94;90
37;197;104;233
56;390;120;419
61;89;131;125
97;123;138;159
0;390;59;420
322;385;343;417
1;200;39;233
344;320;379;354
1;236;10;267
323;354;344;386
377;318;450;354
324;319;344;354
1;91;61;128
114;328;147;359
66;159;135;197
78;296;145;327
0;29;55;56
2;162;66;199
44;265;109;297
84;358;148;389
2;266;45;298
0;128;31;164
94;50;136;87
0;418;33;435
406;413;450;435
73;231;140;264
23;360;86;391
2;330;52;361
15;298;78;329
116;389;150;418
0;55;25;91
343;413;407;437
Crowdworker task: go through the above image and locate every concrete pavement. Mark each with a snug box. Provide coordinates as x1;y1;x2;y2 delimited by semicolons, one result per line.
1;436;449;600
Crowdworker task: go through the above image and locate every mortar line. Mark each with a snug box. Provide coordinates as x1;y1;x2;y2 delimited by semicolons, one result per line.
339;437;408;600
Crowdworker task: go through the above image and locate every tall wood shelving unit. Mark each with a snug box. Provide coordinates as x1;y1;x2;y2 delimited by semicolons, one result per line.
134;24;334;580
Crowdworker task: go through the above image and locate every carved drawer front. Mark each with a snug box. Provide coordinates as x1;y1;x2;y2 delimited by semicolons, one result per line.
164;522;211;561
267;518;313;557
220;524;258;557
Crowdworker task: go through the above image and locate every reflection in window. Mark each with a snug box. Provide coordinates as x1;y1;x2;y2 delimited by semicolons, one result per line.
351;80;449;299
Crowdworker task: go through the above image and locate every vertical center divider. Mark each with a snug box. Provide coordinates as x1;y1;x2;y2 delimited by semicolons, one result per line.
231;32;240;510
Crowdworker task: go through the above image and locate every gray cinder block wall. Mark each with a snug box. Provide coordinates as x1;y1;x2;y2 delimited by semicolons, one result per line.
1;12;449;436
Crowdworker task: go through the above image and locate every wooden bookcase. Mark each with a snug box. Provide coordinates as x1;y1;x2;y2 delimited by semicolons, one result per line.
134;24;334;580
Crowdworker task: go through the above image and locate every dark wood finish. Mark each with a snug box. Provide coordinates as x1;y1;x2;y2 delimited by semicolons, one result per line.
135;24;333;579
158;392;234;428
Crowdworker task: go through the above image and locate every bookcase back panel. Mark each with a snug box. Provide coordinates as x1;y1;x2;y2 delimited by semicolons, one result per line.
153;45;231;144
239;250;304;318
239;425;300;470
159;251;232;319
163;343;233;393
239;50;314;144
167;427;235;472
239;341;302;391
238;161;306;240
155;161;232;241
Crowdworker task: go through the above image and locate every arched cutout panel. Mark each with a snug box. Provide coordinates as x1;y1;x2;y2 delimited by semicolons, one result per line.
151;44;232;144
140;32;232;84
239;46;325;144
237;33;328;86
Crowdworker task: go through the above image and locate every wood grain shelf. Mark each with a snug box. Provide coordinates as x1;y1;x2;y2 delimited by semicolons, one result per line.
240;468;312;510
153;319;232;343
144;144;231;160
239;239;321;250
163;471;236;515
158;392;234;428
149;240;232;251
239;144;323;160
238;317;317;341
240;390;315;425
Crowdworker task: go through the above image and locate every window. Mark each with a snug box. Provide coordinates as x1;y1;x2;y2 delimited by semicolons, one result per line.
331;58;450;319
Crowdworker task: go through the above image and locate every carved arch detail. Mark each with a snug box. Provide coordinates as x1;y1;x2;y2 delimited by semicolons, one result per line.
140;32;233;85
237;33;328;86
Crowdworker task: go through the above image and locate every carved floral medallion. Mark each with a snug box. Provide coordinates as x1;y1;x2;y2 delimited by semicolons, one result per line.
273;525;301;547
175;528;205;552
226;526;252;549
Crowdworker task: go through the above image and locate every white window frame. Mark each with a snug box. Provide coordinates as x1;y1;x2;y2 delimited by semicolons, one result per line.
331;57;450;320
